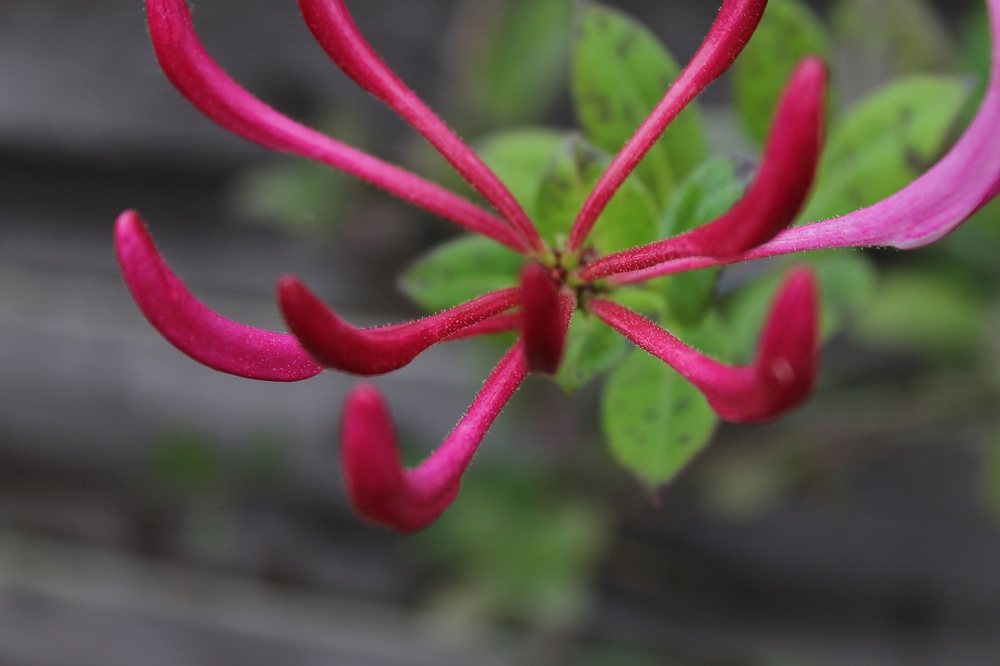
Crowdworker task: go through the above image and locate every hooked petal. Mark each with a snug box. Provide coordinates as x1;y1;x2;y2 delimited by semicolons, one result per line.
144;0;526;252
278;277;520;375
589;267;819;423
520;262;573;374
568;0;769;251
582;57;826;282
341;344;528;532
618;0;1000;280
115;211;322;382
298;0;543;253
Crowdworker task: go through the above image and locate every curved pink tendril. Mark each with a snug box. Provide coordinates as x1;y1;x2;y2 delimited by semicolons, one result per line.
581;56;826;282
589;267;819;423
278;277;520;375
115;211;323;382
341;344;528;532
297;0;544;253
568;0;769;251
145;0;526;252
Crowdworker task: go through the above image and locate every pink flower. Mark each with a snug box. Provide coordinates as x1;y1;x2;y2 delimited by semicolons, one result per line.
117;0;1000;531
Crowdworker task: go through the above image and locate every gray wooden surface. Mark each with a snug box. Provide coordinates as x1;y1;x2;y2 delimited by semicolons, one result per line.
1;1;999;664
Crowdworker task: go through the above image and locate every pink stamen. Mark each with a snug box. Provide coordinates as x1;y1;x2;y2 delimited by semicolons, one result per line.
145;0;526;252
298;0;544;253
115;211;323;382
568;0;769;251
278;277;520;375
341;344;528;532
582;57;826;282
589;267;819;423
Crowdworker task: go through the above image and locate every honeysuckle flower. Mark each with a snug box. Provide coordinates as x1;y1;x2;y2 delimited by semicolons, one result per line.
116;0;1000;532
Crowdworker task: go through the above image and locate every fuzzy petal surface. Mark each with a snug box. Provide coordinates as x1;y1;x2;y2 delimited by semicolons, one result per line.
145;0;525;251
115;211;322;382
298;0;542;252
279;277;520;375
582;57;826;281
590;267;819;423
341;344;527;532
569;0;769;250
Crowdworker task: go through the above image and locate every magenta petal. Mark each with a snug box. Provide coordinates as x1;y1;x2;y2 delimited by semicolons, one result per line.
589;267;819;423
582;57;826;282
444;312;521;341
115;211;322;382
144;0;526;252
520;262;573;374
297;0;543;253
568;0;769;251
278;277;520;375
341;345;528;532
637;0;1000;271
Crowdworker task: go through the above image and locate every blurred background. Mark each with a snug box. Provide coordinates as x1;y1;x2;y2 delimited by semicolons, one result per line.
1;0;1000;664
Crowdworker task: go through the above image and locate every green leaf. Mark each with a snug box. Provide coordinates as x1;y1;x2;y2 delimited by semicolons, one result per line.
723;252;878;363
801;76;973;222
476;128;569;220
464;0;574;126
656;158;747;325
609;286;667;320
535;136;658;254
555;311;628;393
830;0;954;78
602;348;718;489
571;1;708;203
732;0;830;145
400;235;523;312
851;269;985;358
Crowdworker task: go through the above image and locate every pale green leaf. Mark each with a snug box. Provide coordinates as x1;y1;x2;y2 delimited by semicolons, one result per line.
801;76;973;222
555;311;628;393
571;1;708;203
400;235;523;312
602;348;718;489
732;0;830;145
535;136;658;254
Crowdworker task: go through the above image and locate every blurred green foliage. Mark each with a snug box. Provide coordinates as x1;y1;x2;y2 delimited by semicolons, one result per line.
417;467;609;630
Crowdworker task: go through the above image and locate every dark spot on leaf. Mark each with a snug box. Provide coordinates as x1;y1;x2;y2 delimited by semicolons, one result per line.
905;146;928;173
615;25;639;59
898;104;915;128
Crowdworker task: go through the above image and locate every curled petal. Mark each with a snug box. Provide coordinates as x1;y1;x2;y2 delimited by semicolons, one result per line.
341;344;528;532
568;0;768;251
298;0;543;253
520;262;573;374
589;267;819;423
144;0;526;252
619;0;1000;281
582;57;826;282
278;277;520;375
115;211;322;382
